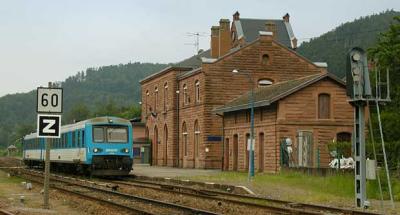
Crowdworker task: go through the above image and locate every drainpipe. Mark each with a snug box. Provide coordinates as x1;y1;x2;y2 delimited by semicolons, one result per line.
216;113;224;171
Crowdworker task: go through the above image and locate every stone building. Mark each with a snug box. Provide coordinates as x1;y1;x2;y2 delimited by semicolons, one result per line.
140;12;354;171
215;73;353;172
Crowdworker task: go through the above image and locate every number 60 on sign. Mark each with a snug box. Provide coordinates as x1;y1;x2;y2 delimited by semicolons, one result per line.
37;87;63;113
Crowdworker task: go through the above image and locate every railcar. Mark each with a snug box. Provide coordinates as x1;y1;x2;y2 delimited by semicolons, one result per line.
22;116;133;176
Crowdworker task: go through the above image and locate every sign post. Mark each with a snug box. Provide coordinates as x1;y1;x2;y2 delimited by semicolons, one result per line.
36;82;63;209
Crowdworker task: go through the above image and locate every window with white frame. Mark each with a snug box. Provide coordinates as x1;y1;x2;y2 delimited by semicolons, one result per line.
163;83;168;111
195;80;200;103
183;84;188;106
154;87;158;112
194;120;200;157
182;122;188;156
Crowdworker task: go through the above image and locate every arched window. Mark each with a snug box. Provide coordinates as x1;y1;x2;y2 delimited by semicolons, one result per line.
183;84;188;106
182;122;188;156
145;90;149;115
164;124;168;165
262;54;270;65
337;132;351;142
318;93;331;119
145;127;149;139
194;120;200;158
195;80;200;103
164;82;168;111
258;79;273;87
154;87;158;112
153;126;158;165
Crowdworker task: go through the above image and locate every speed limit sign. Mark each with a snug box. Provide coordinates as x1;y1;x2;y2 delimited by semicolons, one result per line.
37;87;63;113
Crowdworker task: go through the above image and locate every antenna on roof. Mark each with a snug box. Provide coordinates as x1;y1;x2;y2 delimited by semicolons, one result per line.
185;32;207;54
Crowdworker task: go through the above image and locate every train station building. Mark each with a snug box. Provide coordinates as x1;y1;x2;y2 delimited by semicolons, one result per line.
139;12;354;172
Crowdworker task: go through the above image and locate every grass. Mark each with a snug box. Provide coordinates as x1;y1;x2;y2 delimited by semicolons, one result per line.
0;170;24;184
179;170;400;204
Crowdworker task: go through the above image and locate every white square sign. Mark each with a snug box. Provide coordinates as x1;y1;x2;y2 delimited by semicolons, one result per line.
37;87;63;113
37;114;61;138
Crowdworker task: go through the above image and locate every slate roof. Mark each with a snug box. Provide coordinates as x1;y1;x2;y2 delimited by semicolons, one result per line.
236;19;293;48
142;17;295;83
214;73;345;113
173;49;211;69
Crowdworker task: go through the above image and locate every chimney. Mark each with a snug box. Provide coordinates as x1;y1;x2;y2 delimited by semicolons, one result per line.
210;26;220;58
233;11;240;21
259;31;273;42
292;37;298;49
219;19;231;57
283;13;290;22
265;22;277;40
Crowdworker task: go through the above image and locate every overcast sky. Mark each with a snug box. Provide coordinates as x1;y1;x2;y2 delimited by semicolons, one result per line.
0;0;399;97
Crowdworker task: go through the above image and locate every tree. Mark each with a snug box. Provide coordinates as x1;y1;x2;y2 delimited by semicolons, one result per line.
368;16;400;72
65;103;91;124
367;16;400;174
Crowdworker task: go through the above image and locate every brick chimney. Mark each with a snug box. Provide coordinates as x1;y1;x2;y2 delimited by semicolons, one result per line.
265;22;277;40
233;11;240;21
283;13;290;22
210;26;220;58
259;31;273;42
219;19;231;57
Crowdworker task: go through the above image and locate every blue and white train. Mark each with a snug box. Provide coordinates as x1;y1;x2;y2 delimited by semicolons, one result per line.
22;116;133;176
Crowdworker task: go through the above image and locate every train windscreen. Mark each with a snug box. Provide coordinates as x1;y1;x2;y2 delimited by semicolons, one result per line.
92;125;128;143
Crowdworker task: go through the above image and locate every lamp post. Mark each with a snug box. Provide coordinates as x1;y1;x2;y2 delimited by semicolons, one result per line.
232;69;255;180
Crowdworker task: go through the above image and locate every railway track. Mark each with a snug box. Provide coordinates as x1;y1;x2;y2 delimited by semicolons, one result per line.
5;168;218;215
1;165;382;215
109;176;381;215
0;209;14;215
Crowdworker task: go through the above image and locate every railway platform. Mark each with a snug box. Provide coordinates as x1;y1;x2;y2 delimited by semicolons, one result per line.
131;164;221;178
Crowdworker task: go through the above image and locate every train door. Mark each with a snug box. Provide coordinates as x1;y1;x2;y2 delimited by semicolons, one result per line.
77;130;81;160
39;139;42;161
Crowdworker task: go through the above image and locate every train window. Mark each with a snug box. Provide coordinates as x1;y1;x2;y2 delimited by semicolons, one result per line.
72;131;76;148
93;127;105;142
82;130;85;147
77;130;81;148
61;134;63;148
62;133;67;148
106;127;128;143
65;133;71;148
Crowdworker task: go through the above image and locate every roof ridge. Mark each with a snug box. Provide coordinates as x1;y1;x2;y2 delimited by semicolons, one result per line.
214;72;330;113
240;18;283;21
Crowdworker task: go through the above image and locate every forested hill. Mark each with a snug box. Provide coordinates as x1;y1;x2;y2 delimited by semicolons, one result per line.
297;10;400;78
0;62;167;148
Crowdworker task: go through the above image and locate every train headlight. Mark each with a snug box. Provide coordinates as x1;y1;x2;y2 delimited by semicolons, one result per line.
121;148;129;153
93;148;101;153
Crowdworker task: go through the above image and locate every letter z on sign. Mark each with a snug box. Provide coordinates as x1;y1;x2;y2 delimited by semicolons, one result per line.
37;114;61;138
